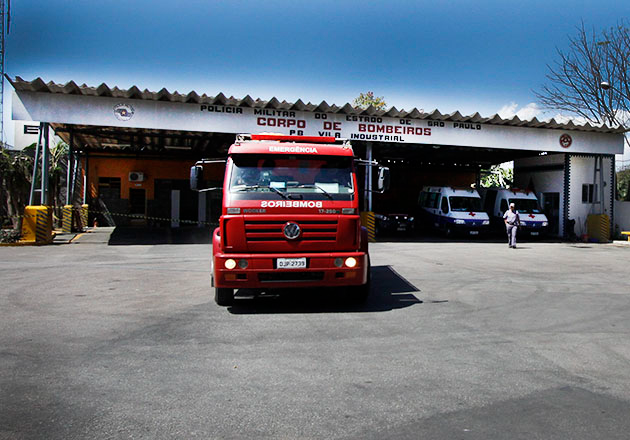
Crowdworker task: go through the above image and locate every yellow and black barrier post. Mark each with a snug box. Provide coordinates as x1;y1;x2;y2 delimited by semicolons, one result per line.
62;205;73;233
587;213;611;243
21;206;53;244
81;204;89;229
360;211;376;242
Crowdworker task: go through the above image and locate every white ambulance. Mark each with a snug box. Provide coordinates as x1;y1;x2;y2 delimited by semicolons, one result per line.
417;187;490;236
481;188;549;236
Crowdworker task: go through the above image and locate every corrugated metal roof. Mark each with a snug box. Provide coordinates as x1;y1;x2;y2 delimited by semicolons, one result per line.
8;76;626;134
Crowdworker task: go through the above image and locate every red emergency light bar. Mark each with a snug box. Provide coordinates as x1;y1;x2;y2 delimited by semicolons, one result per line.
249;134;339;144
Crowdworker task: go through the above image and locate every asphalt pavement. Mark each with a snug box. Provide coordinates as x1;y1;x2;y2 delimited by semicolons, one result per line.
1;228;630;439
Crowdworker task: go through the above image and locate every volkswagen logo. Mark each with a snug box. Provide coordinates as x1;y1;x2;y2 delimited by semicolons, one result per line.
283;222;301;240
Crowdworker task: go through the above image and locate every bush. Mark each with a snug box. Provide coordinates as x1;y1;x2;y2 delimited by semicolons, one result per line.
0;228;21;243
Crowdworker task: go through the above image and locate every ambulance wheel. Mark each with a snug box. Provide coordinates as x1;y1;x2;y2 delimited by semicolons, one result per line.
215;287;234;306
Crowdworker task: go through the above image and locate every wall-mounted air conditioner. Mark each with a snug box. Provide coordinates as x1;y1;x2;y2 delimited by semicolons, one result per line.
129;172;145;182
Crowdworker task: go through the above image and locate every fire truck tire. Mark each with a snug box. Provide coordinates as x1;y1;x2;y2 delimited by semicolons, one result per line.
349;257;371;303
215;288;234;306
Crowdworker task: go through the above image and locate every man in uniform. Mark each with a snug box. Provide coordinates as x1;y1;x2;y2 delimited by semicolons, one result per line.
503;202;520;248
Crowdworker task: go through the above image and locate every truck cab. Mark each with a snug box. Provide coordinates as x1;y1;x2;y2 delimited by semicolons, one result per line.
191;134;388;306
482;188;549;236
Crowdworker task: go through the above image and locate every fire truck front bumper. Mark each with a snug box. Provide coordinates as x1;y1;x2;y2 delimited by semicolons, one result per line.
213;252;369;289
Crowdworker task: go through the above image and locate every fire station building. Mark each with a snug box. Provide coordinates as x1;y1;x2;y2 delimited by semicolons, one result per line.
9;77;626;237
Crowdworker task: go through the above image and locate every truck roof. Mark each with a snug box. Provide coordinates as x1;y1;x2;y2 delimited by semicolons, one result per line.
228;134;355;157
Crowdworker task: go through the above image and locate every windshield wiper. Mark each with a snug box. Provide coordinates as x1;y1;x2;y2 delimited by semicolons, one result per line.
294;184;334;200
233;184;288;199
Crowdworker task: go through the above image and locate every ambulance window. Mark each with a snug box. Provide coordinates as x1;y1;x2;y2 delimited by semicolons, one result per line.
441;197;449;214
427;193;439;208
419;192;427;206
500;199;508;213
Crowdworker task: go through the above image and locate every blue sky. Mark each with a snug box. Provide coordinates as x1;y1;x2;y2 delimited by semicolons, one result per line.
4;0;630;146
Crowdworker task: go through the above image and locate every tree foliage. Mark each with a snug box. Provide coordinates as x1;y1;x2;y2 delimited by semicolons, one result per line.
353;91;387;111
617;166;630;201
535;21;630;126
0;148;34;229
481;165;513;188
0;141;69;231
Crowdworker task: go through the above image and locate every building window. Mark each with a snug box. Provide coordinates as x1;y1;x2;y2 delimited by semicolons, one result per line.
582;184;598;203
24;125;39;135
98;177;122;200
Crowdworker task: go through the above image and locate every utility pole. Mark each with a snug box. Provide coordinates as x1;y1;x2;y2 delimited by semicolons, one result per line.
0;0;10;148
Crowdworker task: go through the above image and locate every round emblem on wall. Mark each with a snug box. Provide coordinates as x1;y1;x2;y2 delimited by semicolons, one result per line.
283;222;301;240
559;133;572;148
114;103;135;121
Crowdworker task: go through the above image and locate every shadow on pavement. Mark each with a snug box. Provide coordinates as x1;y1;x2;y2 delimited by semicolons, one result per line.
107;226;212;245
228;265;423;314
375;230;563;245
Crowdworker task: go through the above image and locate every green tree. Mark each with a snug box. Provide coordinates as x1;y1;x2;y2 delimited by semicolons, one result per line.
353;91;387;111
617;166;630;201
481;165;513;188
0;140;69;232
50;141;69;214
0;147;34;230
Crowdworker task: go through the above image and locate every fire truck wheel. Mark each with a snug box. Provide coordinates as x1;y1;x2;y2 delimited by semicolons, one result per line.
215;288;234;306
349;258;371;303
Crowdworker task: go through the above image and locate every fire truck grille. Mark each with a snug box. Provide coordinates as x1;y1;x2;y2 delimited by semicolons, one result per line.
244;220;338;242
258;272;325;283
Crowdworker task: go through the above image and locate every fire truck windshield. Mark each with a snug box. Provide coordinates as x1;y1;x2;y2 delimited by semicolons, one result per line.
229;155;354;201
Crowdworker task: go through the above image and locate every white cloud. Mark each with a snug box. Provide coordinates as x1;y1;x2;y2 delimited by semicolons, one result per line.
497;102;519;119
516;103;541;121
497;102;542;121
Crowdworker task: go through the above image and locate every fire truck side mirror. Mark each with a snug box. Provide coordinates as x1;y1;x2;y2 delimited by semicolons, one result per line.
378;167;390;192
190;165;203;191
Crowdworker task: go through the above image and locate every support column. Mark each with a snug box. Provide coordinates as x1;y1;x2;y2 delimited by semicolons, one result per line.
28;123;44;205
364;142;373;212
198;192;207;227
171;190;180;228
41;123;50;206
83;155;88;204
66;129;74;204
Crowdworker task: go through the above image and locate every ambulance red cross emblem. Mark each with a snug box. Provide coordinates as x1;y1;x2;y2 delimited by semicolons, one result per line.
559;134;572;148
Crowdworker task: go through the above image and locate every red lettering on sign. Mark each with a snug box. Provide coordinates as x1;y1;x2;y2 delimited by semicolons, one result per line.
257;117;306;128
356;124;431;136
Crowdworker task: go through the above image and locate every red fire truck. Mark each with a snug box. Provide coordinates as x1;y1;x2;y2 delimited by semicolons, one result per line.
190;134;389;306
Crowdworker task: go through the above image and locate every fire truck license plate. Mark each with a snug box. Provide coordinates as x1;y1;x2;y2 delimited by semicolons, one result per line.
277;258;307;269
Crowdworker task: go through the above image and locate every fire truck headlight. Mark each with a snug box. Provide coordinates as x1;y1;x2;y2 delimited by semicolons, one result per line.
224;259;237;270
238;259;249;269
342;208;356;215
334;258;344;268
345;257;357;268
